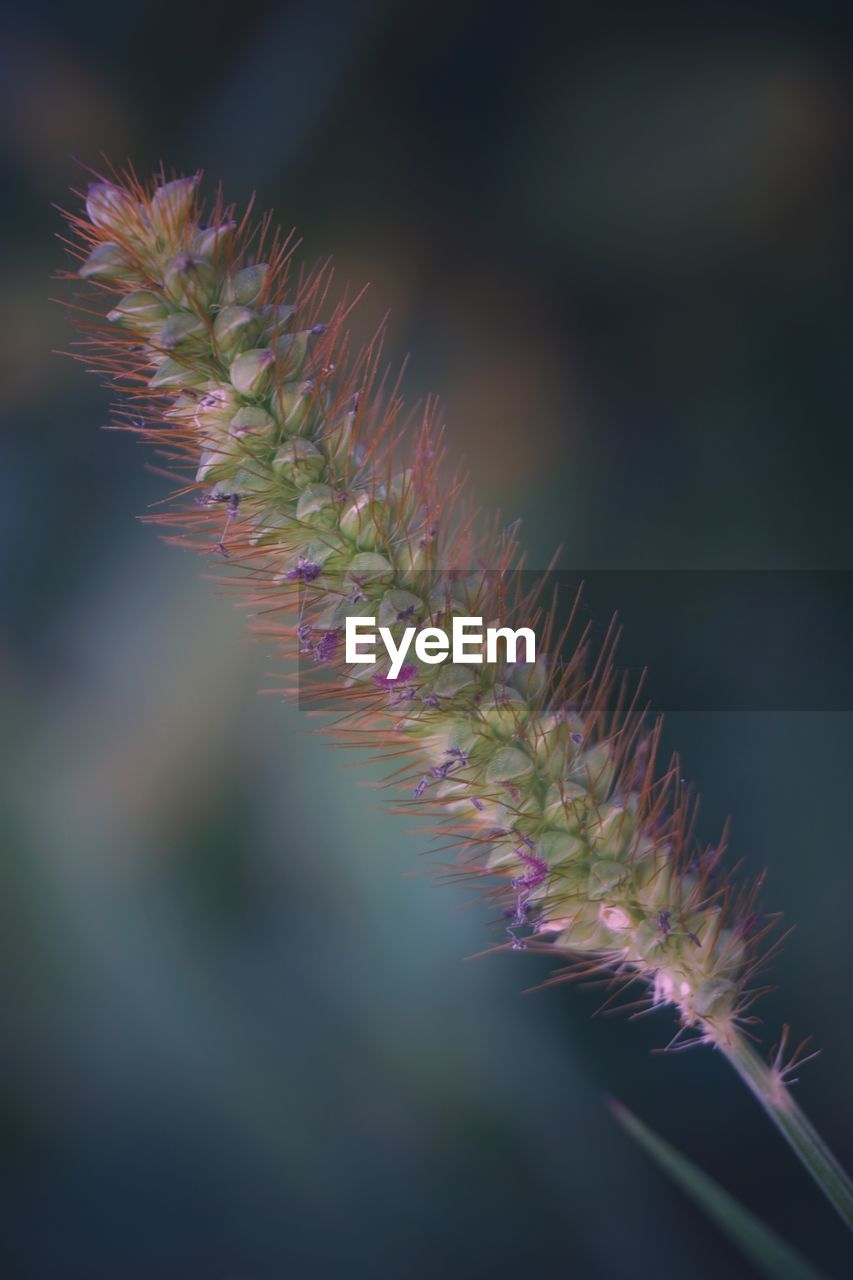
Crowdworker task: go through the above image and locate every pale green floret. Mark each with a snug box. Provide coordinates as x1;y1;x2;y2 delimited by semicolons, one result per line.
80;242;141;280
192;221;236;258
214;305;261;354
225;264;268;305
107;291;168;325
86;182;140;233
149;176;199;235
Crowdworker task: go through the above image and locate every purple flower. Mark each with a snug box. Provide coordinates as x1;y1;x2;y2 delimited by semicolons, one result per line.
506;836;549;950
285;557;322;583
511;853;548;892
297;626;339;664
373;663;418;688
314;630;339;663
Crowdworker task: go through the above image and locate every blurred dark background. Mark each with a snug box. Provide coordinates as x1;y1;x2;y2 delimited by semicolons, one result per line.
2;2;853;1276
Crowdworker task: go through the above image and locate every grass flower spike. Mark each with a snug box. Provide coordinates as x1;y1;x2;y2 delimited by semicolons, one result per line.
62;165;853;1231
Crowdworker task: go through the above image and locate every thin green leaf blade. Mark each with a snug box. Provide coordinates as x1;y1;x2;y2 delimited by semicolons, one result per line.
610;1099;829;1280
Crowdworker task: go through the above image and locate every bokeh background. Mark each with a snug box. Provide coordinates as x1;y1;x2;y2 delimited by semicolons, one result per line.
2;2;853;1276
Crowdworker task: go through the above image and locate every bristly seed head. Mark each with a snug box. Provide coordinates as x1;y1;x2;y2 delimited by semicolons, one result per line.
62;163;779;1048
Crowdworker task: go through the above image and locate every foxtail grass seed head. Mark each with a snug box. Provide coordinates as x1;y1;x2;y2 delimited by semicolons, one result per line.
62;166;781;1052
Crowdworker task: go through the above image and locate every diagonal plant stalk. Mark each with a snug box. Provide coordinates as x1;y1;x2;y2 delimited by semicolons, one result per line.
718;1033;853;1230
61;166;853;1232
610;1100;830;1280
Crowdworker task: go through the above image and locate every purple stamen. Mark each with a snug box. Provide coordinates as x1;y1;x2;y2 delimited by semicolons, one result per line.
314;630;339;663
285;557;322;582
391;685;417;706
504;837;549;950
373;663;418;688
297;625;339;664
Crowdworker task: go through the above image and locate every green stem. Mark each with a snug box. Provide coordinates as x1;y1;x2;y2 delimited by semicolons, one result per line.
717;1031;853;1232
